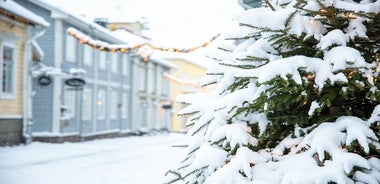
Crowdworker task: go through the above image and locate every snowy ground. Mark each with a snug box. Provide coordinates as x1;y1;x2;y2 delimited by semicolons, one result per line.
0;133;186;184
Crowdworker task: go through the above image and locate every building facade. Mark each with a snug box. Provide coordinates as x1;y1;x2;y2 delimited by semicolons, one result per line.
14;0;173;143
163;56;214;132
0;0;49;146
130;56;174;132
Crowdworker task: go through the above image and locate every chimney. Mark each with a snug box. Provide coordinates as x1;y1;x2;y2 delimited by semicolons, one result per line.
94;18;109;28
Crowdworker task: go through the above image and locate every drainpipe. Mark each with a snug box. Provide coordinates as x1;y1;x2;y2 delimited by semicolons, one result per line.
23;27;47;144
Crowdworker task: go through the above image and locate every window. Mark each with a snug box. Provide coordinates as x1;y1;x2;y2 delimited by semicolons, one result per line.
1;44;16;98
152;64;157;92
161;69;169;96
83;45;92;66
157;67;162;95
138;62;147;92
111;53;118;73
97;90;106;119
82;88;92;120
99;51;106;70
122;55;128;76
121;93;127;119
63;89;76;118
147;64;154;94
65;35;76;62
110;91;118;119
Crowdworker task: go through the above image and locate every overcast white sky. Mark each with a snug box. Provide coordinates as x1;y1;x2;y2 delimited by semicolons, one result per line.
45;0;244;47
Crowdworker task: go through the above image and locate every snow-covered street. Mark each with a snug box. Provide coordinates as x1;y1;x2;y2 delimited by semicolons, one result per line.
0;133;186;184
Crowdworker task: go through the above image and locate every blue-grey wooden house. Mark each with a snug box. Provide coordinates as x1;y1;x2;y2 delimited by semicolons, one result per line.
15;0;174;142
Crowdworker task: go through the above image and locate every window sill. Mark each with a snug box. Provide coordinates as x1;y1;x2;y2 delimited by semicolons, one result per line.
0;93;16;100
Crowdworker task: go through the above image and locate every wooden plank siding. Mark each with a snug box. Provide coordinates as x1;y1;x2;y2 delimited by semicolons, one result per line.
0;17;26;117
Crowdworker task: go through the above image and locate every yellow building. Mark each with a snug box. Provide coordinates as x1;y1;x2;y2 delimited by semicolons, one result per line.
107;21;145;35
163;55;214;132
94;18;147;37
0;0;49;145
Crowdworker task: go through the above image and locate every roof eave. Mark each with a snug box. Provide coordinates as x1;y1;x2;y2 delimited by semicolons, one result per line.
29;0;124;44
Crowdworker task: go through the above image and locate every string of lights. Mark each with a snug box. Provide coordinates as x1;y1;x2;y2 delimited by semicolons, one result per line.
67;27;220;61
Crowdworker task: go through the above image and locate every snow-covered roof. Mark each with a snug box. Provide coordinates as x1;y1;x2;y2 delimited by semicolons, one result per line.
115;30;216;69
30;0;179;68
111;29;148;46
29;0;125;44
0;0;49;27
43;0;144;23
152;51;212;69
150;56;177;69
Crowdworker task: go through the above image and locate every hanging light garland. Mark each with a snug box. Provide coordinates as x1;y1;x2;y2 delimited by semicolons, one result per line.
67;27;220;61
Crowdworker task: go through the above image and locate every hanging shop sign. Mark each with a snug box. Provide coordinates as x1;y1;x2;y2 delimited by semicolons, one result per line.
37;75;52;86
162;104;172;110
65;78;86;87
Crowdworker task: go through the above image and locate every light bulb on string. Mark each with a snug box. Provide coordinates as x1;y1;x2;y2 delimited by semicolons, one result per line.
120;48;127;53
345;12;357;19
319;8;329;15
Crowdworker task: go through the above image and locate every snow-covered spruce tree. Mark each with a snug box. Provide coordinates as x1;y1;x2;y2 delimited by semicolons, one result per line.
165;0;380;183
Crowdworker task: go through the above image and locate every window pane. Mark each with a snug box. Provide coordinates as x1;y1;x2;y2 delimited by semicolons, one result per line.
82;88;92;120
157;67;162;95
111;54;118;73
121;93;127;118
64;90;76;118
66;35;76;62
139;63;146;92
111;91;117;119
122;55;127;76
2;46;14;94
83;45;92;66
99;51;106;70
153;64;157;92
161;69;168;96
97;90;106;119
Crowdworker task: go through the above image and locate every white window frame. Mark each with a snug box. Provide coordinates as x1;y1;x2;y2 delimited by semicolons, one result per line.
157;67;162;95
111;53;118;73
152;64;157;93
161;69;169;96
83;45;92;66
110;91;118;119
138;62;147;92
147;63;153;94
63;89;76;118
99;51;106;70
97;89;106;119
0;42;17;99
122;55;128;76
65;34;76;62
82;88;92;121
121;92;127;119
